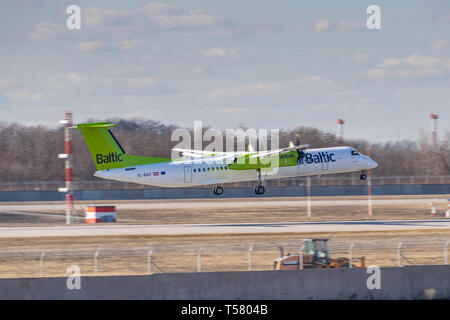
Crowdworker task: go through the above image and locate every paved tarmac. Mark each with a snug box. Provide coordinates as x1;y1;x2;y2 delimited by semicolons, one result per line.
0;219;449;238
0;198;446;211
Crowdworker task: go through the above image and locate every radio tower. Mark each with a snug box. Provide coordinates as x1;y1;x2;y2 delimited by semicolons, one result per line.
430;114;438;148
336;119;345;143
58;111;75;224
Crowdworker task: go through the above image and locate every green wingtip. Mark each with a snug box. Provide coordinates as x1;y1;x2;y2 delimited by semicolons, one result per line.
76;122;117;130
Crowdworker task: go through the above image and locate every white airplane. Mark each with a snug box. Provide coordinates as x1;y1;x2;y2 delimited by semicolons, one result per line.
76;122;378;195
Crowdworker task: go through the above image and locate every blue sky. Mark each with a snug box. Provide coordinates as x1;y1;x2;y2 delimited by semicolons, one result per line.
0;0;449;142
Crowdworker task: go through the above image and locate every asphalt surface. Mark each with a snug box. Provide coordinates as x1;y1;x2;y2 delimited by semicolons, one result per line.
0;219;449;238
0;198;447;211
0;197;448;238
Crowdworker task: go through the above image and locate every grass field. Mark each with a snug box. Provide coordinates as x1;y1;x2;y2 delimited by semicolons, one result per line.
0;229;449;278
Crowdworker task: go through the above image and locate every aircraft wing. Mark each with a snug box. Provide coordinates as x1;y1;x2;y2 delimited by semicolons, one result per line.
172;148;248;158
249;144;310;160
229;144;309;170
173;144;309;170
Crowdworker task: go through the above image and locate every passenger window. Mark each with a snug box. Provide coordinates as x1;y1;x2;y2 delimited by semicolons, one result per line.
203;168;205;172
193;169;196;173
220;167;223;170
207;168;210;171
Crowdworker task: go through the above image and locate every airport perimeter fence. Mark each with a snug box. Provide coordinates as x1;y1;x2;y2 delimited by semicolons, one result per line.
0;240;448;278
0;175;449;191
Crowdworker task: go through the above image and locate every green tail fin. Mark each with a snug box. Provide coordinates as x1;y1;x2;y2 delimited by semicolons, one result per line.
76;122;171;170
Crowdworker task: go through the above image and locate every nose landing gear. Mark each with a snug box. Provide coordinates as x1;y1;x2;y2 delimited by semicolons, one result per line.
360;170;368;180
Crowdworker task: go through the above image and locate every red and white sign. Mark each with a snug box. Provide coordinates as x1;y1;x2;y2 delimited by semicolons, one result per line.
85;206;116;223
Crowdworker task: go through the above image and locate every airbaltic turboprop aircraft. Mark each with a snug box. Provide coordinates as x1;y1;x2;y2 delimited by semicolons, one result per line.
76;122;377;195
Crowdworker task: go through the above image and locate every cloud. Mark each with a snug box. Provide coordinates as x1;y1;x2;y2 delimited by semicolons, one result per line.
430;40;449;56
126;77;157;86
337;19;365;31
49;73;158;88
0;78;20;89
77;41;105;51
367;67;441;78
83;3;224;30
366;54;450;78
49;73;114;89
120;40;142;51
83;7;134;28
49;73;90;86
120;96;151;111
215;107;251;116
200;48;240;58
4;90;43;102
378;54;439;68
27;3;227;44
293;76;333;86
187;65;216;76
304;18;365;32
437;13;450;22
140;54;153;63
190;66;205;76
27;2;276;46
28;22;63;41
360;97;375;104
352;54;369;65
46;73;167;100
313;19;330;32
76;40;143;51
137;3;224;29
0;93;9;104
210;82;282;100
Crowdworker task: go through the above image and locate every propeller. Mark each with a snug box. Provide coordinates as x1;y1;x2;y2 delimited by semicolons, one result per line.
293;133;308;164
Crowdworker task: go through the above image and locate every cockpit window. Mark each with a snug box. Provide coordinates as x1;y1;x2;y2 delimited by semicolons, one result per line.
351;150;360;156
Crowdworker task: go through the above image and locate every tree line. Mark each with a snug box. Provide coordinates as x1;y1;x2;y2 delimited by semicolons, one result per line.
0;118;448;182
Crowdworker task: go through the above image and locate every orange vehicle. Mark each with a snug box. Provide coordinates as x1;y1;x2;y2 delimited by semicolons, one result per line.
273;239;365;270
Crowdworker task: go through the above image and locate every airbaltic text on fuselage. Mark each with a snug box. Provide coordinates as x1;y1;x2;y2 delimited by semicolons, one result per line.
298;152;336;165
96;152;123;164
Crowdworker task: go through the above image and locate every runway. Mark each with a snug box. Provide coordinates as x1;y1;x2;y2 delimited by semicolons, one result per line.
0;197;447;211
1;219;450;238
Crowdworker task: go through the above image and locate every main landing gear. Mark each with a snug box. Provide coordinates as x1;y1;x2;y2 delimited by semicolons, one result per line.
254;185;265;195
254;169;266;195
360;170;368;180
212;185;224;196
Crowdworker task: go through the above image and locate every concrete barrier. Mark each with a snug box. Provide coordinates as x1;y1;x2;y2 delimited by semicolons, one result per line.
1;266;449;300
0;184;449;202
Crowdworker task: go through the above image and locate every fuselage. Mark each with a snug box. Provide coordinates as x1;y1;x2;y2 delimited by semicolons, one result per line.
94;146;377;187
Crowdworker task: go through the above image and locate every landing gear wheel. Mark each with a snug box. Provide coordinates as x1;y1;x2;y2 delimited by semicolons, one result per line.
213;186;223;195
254;185;265;195
254;168;266;195
360;174;367;180
215;186;223;195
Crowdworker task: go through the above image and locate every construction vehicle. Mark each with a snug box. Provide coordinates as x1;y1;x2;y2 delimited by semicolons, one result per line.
273;238;366;270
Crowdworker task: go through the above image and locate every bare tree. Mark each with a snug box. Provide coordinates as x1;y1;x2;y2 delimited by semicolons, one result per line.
0;119;448;182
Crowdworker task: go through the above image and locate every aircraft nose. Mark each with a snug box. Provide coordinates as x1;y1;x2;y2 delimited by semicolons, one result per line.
368;158;378;169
